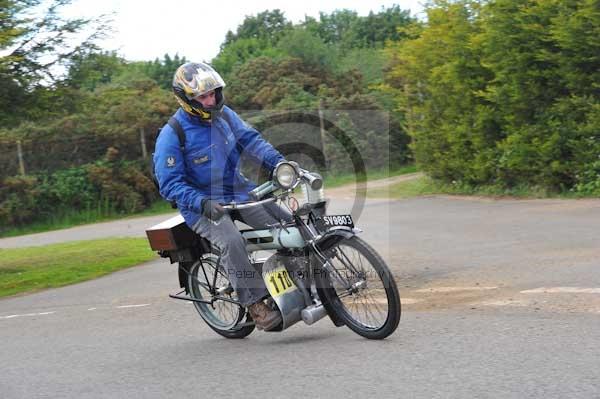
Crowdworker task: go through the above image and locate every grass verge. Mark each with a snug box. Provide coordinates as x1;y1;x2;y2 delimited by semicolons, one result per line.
368;175;578;199
0;237;156;298
324;164;418;188
368;175;441;199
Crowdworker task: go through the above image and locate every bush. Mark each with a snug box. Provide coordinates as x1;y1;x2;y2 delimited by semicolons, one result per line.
0;175;42;228
574;160;600;196
87;147;158;213
0;147;159;230
384;0;600;193
37;167;99;214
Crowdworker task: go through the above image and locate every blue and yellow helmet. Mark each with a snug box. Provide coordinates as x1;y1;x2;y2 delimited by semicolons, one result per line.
172;62;226;119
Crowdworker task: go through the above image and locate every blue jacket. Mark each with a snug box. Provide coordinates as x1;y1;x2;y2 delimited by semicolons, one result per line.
154;106;284;228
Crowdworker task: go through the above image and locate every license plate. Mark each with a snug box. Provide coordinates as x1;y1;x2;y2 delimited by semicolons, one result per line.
320;214;354;229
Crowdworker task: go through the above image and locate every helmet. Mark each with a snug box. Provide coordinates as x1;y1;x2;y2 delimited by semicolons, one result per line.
172;62;226;119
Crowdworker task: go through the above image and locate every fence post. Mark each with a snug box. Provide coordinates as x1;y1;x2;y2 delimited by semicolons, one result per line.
140;127;148;160
318;100;328;161
17;140;26;175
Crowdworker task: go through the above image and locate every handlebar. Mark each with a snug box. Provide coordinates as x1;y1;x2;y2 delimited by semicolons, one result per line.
221;197;276;210
248;180;275;201
245;163;323;201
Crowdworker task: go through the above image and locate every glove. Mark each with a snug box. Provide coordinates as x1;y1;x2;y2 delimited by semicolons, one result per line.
201;199;226;221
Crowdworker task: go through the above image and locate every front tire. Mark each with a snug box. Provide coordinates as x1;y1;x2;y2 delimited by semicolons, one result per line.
316;236;401;339
186;254;255;339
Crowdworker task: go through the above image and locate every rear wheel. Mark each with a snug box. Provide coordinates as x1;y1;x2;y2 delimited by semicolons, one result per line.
186;254;255;339
317;236;401;339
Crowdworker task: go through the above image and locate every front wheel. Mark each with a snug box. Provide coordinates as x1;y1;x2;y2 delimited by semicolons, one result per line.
316;236;401;339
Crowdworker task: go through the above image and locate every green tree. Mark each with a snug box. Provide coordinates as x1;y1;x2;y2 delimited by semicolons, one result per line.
222;9;292;47
303;6;414;50
303;10;360;46
212;38;282;78
131;53;187;89
384;0;600;192
0;0;110;125
384;1;490;183
66;51;125;91
276;28;337;70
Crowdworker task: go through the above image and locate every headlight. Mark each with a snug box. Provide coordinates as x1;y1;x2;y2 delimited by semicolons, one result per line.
274;162;298;189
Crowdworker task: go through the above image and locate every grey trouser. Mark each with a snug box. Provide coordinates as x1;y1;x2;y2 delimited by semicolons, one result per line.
192;202;292;307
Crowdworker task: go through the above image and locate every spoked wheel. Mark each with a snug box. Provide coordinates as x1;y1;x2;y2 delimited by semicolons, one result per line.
318;236;401;339
186;254;255;339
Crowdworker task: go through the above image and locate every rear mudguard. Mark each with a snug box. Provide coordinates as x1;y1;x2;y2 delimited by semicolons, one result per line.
313;228;356;328
178;262;193;292
176;238;215;292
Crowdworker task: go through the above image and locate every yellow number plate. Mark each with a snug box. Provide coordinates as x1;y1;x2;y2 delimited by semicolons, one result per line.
265;267;297;298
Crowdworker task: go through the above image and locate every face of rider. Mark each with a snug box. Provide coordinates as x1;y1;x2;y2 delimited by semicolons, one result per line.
193;90;216;109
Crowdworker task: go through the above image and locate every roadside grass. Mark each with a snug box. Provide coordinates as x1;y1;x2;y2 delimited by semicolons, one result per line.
368;175;441;199
324;164;418;188
0;238;157;298
368;175;580;199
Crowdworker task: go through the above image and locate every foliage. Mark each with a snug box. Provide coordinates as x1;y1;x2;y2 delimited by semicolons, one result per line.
0;153;158;230
131;53;188;90
0;0;110;125
87;148;158;214
212;38;283;78
276;28;337;70
303;6;414;50
0;174;41;226
226;56;323;109
222;9;292;47
37;166;98;211
66;50;126;91
383;0;600;192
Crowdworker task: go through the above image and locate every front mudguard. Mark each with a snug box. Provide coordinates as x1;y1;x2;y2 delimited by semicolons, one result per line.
313;228;356;328
314;227;356;252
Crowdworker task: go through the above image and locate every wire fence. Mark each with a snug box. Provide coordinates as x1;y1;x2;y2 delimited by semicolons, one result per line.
0;109;399;181
0;129;156;179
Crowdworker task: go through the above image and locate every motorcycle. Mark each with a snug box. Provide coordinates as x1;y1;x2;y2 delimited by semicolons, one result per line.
146;162;401;339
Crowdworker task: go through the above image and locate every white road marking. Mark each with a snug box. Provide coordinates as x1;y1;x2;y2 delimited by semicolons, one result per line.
521;287;600;294
88;308;97;311
415;286;498;293
480;299;529;307
0;311;56;320
116;304;151;309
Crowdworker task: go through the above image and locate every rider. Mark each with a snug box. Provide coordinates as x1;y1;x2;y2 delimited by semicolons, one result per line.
153;62;290;331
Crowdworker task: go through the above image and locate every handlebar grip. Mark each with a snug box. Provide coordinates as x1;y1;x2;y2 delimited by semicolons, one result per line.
303;172;323;190
249;181;275;200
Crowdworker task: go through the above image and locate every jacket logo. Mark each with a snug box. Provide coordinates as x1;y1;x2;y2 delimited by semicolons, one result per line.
166;156;176;167
193;155;210;165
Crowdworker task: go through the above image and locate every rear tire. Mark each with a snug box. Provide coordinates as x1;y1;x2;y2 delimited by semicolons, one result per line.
186;254;255;339
316;236;401;339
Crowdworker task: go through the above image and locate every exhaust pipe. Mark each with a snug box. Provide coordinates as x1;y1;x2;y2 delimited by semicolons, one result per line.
301;304;327;325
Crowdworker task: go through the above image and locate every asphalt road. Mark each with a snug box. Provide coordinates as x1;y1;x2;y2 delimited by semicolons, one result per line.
1;195;600;398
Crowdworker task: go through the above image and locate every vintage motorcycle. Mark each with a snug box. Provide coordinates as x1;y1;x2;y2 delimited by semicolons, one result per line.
146;162;401;339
